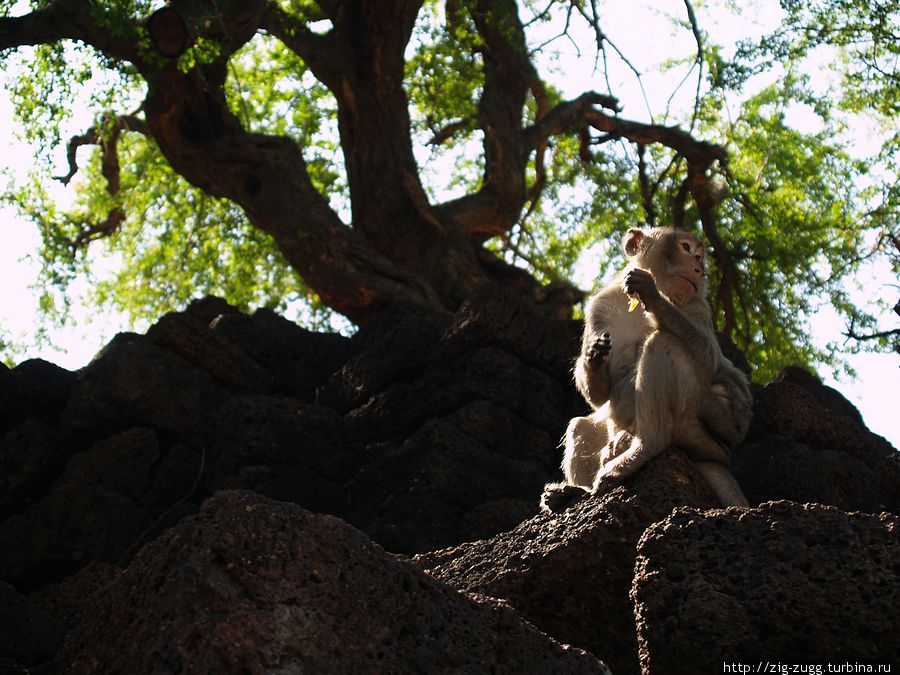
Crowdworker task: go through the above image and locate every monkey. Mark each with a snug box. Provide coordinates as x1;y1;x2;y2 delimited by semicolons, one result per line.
542;226;752;511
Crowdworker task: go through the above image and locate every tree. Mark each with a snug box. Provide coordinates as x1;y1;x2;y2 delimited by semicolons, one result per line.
0;0;896;380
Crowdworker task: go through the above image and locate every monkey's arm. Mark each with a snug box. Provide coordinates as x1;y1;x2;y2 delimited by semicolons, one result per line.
575;332;612;407
624;268;719;374
574;292;617;408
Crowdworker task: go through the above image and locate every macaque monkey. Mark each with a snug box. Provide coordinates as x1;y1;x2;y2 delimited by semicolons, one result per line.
544;227;752;510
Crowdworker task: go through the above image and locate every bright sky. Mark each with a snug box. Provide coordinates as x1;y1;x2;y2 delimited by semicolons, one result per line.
0;0;897;448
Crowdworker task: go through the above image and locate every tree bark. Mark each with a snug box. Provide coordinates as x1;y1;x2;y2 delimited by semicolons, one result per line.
1;0;730;326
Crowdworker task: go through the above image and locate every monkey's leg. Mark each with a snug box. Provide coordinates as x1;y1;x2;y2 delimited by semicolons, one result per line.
698;377;752;448
674;417;731;464
542;410;612;513
592;333;683;492
563;411;608;488
692;461;749;507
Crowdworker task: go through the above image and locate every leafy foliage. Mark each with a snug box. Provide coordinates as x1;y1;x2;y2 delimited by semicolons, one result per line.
0;0;896;380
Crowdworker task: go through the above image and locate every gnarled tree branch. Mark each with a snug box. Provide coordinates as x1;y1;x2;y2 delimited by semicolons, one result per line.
55;113;148;190
0;0;139;63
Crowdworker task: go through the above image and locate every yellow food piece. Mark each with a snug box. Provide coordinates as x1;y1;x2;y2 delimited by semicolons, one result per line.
628;296;640;312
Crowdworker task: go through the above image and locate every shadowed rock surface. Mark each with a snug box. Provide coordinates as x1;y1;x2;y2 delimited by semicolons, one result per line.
1;298;897;672
734;366;900;513
417;451;721;675
632;501;900;672
55;490;607;675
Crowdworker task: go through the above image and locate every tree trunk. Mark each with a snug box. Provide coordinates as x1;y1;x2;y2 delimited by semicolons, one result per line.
0;0;727;326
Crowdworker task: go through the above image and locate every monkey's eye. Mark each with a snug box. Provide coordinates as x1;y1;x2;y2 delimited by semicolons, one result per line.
681;242;691;252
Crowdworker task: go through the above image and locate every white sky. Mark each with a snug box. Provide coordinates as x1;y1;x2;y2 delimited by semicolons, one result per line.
0;0;897;448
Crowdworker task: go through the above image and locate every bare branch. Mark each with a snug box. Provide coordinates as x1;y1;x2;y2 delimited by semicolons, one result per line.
55;113;148;190
584;107;726;168
524;91;620;151
572;0;655;121
66;208;126;251
843;317;900;344
636;144;656;226
681;0;705;130
426;119;473;146
261;4;346;88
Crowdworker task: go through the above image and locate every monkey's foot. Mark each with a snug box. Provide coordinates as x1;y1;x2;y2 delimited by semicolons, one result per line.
540;482;589;514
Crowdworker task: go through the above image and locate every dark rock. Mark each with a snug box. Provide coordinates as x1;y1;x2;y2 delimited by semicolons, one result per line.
348;403;553;553
749;369;894;463
0;582;64;668
0;360;77;436
56;490;607;674
60;341;224;443
777;365;864;425
349;347;569;442
0;485;150;590
29;562;121;631
0;418;68;518
734;435;897;513
182;295;243;324
205;395;360;515
459;498;538;543
0;657;28;674
60;427;160;501
141;441;204;514
632;501;900;672
417;451;720;675
319;303;451;412
146;311;272;394
736;368;900;512
210;307;354;401
438;290;582;379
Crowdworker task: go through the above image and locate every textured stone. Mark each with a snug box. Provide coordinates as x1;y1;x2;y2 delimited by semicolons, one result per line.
632;501;900;672
0;418;68;518
347;401;558;554
205;394;359;514
0;360;76;436
735;367;900;512
0;485;150;590
437;289;582;379
210;307;354;401
56;490;607;674
318;303;451;412
0;581;64;668
734;435;897;513
146;311;272;394
29;562;121;631
60;340;224;443
60;427;160;501
418;451;720;675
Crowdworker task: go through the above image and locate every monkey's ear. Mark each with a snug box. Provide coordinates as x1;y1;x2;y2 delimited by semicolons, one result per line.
623;228;645;257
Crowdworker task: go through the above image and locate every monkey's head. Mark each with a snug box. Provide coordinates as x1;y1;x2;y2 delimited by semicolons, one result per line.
623;227;707;305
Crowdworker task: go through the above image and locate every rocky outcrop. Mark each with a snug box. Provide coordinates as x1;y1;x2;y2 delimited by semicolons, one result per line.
0;582;64;670
1;297;897;673
417;451;720;675
0;296;580;594
55;490;607;674
632;501;900;672
734;366;900;513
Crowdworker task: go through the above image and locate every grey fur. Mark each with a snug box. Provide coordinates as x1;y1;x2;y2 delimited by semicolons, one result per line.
547;227;752;509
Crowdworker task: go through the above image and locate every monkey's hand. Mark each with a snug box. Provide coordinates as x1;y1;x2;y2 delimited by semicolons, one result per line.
623;268;662;310
585;332;612;369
